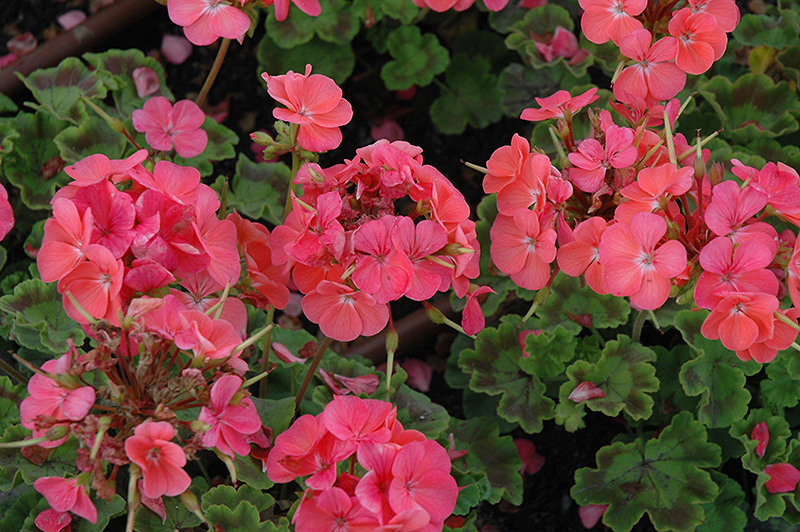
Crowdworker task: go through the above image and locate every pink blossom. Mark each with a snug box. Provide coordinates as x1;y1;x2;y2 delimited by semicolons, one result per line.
764;463;800;494
700;292;778;351
132;67;161;99
38;198;94;283
263;64;353;152
261;0;322;21
614;30;686;107
132;97;208;158
579;505;608;528
598;212;687;310
34;509;71;532
569;382;607;402
199;374;262;456
293;487;379;532
57;10;87;30
536;26;579;62
484;134;531;193
615;163;693;223
490;209;557;291
7;33;37;56
321;395;395;444
462;285;495;336
521;88;598;121
568;125;637;193
514;439;545;475
400;359;433;393
389;440;458;524
668;8;728;75
751;422;769;459
34;477;96;524
353;216;414;304
302;281;389;342
167;0;251;46
125;421;191;499
557;217;609;294
58;244;123;325
688;0;740;32
579;0;646;45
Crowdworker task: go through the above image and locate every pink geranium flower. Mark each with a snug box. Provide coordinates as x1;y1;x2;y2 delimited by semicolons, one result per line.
484;134;531;194
614;30;686;107
293;487;379;532
34;477;97;524
199;374;262;457
751;422;770;459
521;88;598;122
38;198;94;283
261;0;322;21
598;212;687;310
262;64;353;152
302;281;389;342
352;216;414;304
58;244;124;325
0;183;14;242
567;125;637;193
167;0;251;46
34;509;72;532
132;97;208;158
389;440;459;524
491;209;557;291
668;8;728;75
700;292;778;351
579;0;646;45
125;421;191;499
557;217;609;294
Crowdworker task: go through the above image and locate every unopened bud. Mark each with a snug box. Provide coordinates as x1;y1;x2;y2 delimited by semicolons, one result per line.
46;424;70;441
386;329;399;354
250;131;274;146
424;303;446;324
693;154;706;179
108;117;126;134
274;120;291;138
181;490;208;524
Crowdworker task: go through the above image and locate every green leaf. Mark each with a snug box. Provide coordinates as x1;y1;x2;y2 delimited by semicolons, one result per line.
518;326;577;380
761;348;800;408
0;490;43;532
0;377;24;436
265;0;359;48
53;116;127;164
458;323;554;433
19;57;106;124
352;0;419;23
222;154;291;225
391;384;450;439
429;54;504;135
0;278;86;355
0;94;17;115
134;478;207;531
1;111;70;210
253;396;296;437
449;416;523;505
83;48;173;115
0;121;20;167
566;335;659;420
696;472;747;532
535;271;631;333
776;45;800;88
257;34;355;85
698;74;800;144
572;412;722;532
172;117;237;176
730;409;792;473
498;63;560;118
74;494;125;532
202;485;274;513
204;501;275;531
0;425;78;489
733;11;800;48
675;310;754;428
381;26;449;91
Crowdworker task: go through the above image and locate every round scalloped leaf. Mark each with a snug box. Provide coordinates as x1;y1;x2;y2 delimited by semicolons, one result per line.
572;412;721;532
257;34;354;86
0;425;79;488
381;26;449;91
566;335;658;421
761;349;800;409
430;54;504;135
733;11;800;48
698;73;800;145
201;485;274;514
265;0;360;48
19;57;107;125
216;154;291;226
674;310;756;428
730;409;792;473
697;472;747;532
519;325;577;380
776;45;800;88
351;0;420;24
54;116;126;164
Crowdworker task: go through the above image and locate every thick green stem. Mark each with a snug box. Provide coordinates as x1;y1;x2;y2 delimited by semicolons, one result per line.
632;310;647;343
295;337;333;412
196;38;231;109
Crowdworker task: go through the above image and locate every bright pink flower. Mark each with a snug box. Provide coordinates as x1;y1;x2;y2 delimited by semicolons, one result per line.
125;421;191;499
321;395;395;444
72;181;136;259
520;88;598;122
496;153;551;215
764;463;800;494
263;64;353;152
614;30;686;106
490;209;557;291
199;374;262;457
568;381;607;402
737;161;800;226
536;26;579;62
668;8;727;75
598;212;687;310
132;66;160;98
752;422;770;459
688;0;740;32
132;97;208;158
302;281;389;342
38;198;94;283
514;439;545;475
0;183;13;241
167;0;251;46
392;218;450;302
615;163;693;223
694;237;778;310
174;310;244;370
353;216;414;304
58;244;123;325
261;0;322;21
579;0;646;44
294;487;379;532
462;285;495;336
319;370;380;396
557;217;609;294
568;125;637;193
62;150;148;187
34;477;97;524
705;180;768;239
484;134;531;194
34;509;71;532
736;308;800;364
389;440;458;524
700;292;778;351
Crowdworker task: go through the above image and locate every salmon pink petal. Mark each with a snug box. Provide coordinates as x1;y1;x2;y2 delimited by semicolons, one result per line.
168;0;206;26
60;387;95;420
752;422;770;459
161;34;193;65
34;509;71;532
296;123;343;153
765;463;800;493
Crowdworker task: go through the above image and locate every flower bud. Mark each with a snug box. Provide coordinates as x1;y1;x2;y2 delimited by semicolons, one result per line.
46;425;70;441
423;303;446;324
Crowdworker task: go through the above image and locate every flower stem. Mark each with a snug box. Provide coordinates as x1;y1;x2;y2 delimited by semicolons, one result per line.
295;336;333;412
632;310;647;343
196;38;231;109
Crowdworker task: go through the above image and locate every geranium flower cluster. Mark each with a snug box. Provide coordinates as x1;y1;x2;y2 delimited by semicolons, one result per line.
579;0;739;107
269;139;483;341
267;396;459;532
26;148;277;526
484;0;800;365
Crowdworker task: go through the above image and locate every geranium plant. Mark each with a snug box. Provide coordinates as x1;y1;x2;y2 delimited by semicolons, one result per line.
1;0;800;530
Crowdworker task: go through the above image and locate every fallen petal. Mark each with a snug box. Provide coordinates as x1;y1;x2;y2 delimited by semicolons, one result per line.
569;381;606;403
161;34;193;65
579;504;607;529
132;67;160;98
57;10;87;30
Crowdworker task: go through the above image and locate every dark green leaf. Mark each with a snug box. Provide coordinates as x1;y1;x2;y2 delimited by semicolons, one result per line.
222;154;291;225
697;472;746;532
257;35;354;85
54;117;126;164
381;26;449;91
572;412;721;532
391;384;449;439
19;57;106;124
202;485;274;513
0;425;78;488
536;271;631;333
